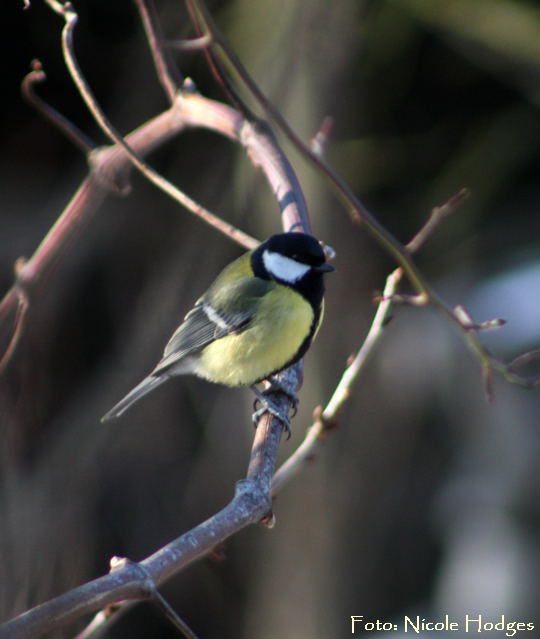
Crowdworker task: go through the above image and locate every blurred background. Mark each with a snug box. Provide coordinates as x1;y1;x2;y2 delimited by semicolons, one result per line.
1;0;540;637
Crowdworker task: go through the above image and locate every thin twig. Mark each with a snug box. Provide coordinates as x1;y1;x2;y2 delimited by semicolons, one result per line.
185;0;256;119
0;289;28;373
191;6;540;391
186;0;431;298
21;60;95;154
406;187;469;253
189;0;540;392
0;101;204;367
47;0;258;249
1;5;312;637
0;413;284;639
273;189;467;492
273;267;402;493
72;603;127;639
135;0;183;102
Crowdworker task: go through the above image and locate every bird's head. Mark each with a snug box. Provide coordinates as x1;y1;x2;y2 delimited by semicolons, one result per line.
253;232;334;285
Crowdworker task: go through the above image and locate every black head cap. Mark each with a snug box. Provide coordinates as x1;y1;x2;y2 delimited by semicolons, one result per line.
263;232;328;268
251;231;333;301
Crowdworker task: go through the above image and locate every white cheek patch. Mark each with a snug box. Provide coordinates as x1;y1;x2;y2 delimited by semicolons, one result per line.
263;250;311;283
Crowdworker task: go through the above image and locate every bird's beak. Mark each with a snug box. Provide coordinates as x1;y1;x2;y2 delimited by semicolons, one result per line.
315;263;335;273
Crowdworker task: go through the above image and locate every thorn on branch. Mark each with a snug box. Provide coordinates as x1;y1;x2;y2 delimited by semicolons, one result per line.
108;556;199;637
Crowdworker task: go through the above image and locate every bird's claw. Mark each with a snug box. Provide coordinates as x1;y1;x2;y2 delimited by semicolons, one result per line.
250;384;294;439
251;403;292;439
266;377;300;417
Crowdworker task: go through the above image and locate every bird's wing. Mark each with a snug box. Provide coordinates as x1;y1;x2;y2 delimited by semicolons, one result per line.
154;277;271;374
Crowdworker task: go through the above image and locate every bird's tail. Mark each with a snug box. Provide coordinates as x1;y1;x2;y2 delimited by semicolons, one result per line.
101;374;167;422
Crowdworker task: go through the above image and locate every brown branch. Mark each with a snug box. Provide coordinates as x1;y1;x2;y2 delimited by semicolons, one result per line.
273;188;467;492
21;60;95;153
0;368;291;639
190;0;540;395
1;3;314;638
4;0;538;636
135;0;184;102
2;0;314;367
187;0;432;296
274;183;540;491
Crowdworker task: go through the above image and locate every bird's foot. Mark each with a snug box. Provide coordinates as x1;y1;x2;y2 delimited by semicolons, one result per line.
250;385;294;438
266;376;299;417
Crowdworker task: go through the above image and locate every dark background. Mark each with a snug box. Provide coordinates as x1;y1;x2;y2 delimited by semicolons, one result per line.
1;1;540;637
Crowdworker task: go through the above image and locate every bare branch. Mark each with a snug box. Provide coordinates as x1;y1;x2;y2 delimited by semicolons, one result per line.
406;187;469;253
135;0;184;102
187;0;434;299
2;0;315;365
186;1;539;397
22;59;95;153
1;3;313;636
0;391;289;639
3;1;539;637
273;189;466;492
273;266;403;493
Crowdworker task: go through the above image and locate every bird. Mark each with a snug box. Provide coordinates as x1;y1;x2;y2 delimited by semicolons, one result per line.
101;232;334;429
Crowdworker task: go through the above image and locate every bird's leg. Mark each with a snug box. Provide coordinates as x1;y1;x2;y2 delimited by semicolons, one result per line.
250;384;292;438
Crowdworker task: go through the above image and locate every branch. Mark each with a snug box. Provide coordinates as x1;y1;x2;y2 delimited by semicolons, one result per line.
273;188;465;492
0;404;286;639
21;59;95;153
189;0;540;394
135;0;183;102
1;2;314;637
1;0;315;367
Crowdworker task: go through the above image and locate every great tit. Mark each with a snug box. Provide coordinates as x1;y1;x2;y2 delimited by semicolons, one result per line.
102;232;334;426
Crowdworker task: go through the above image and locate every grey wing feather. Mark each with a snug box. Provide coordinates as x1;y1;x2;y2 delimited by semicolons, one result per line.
101;277;269;421
154;301;254;374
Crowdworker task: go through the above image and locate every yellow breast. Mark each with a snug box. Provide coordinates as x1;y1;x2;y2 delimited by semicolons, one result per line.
198;285;314;386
